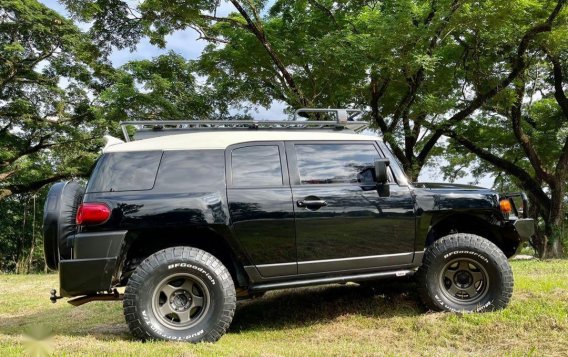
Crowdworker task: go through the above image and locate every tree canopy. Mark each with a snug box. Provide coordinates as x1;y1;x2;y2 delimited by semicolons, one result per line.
1;0;567;266
0;0;111;199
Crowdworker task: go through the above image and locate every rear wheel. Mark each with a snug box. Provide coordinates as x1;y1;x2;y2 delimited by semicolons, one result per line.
417;233;513;312
123;247;236;342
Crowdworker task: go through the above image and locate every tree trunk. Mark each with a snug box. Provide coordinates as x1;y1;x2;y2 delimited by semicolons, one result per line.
544;189;566;258
26;232;36;273
532;223;548;258
531;185;566;259
26;195;37;273
527;197;546;257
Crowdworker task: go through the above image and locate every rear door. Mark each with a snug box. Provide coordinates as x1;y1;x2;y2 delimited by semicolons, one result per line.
226;142;297;278
286;141;415;274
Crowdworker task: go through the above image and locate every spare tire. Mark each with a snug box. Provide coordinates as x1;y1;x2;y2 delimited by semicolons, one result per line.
43;181;85;270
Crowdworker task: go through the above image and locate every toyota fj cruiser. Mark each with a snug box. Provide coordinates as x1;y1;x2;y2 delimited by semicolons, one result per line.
44;109;534;342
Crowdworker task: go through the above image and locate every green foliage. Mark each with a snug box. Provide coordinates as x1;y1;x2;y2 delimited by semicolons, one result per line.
0;190;46;272
0;0;118;271
98;52;221;121
59;0;567;178
0;0;112;199
2;0;567;267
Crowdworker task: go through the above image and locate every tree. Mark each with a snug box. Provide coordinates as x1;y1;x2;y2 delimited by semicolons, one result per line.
98;52;225;122
438;44;568;258
0;190;47;273
57;0;568;256
64;0;565;179
0;0;112;201
191;1;552;178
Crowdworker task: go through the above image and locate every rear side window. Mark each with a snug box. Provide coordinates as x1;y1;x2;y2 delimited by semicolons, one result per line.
231;145;283;186
86;151;162;193
294;143;380;185
154;150;225;192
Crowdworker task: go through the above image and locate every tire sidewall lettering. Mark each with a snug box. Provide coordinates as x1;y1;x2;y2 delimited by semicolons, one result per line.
141;310;205;340
443;250;489;263
433;294;494;313
168;262;216;285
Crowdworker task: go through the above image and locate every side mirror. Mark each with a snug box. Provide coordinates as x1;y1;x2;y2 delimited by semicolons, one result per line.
374;159;390;184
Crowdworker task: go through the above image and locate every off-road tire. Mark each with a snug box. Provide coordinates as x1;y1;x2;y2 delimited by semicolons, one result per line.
123;247;236;342
417;233;513;312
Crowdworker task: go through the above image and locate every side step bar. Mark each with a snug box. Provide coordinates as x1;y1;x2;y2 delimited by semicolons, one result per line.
248;269;416;292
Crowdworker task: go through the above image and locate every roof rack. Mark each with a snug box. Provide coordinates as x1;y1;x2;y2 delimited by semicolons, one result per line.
119;108;368;142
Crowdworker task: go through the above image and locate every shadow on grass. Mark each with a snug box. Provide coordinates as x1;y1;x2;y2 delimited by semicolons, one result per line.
0;279;424;340
230;278;424;332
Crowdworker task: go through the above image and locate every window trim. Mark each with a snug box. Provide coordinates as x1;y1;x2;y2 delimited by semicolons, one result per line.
285;140;394;187
225;141;290;188
85;151;163;193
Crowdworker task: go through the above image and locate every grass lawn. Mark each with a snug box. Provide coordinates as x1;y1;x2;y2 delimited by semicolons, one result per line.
1;260;567;356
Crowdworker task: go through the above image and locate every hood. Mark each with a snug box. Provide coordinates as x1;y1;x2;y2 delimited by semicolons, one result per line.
412;182;488;190
412;182;499;212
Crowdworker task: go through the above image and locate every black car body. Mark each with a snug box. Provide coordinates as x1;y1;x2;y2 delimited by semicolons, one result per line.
44;123;534;342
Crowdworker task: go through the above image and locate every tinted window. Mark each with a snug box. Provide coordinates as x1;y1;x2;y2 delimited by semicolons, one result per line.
154;150;225;191
295;143;380;184
232;145;283;186
86;151;162;193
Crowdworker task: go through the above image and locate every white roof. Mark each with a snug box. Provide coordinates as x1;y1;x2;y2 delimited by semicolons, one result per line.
104;131;380;153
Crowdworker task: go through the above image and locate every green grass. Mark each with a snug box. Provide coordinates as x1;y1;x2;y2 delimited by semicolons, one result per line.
1;260;567;356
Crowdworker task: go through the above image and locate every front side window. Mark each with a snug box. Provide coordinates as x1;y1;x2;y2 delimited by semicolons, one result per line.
295;143;380;185
231;145;283;186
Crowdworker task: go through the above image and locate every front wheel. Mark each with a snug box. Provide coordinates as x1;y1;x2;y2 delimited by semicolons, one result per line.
123;247;236;342
417;233;513;312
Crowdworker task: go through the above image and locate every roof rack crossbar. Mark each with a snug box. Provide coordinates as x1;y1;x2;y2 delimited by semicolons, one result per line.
293;108;363;122
119;108;367;142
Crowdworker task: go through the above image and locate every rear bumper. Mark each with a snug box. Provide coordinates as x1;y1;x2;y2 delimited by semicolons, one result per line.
59;230;127;297
59;258;117;297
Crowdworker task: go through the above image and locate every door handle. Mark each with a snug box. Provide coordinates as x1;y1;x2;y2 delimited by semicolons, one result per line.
297;199;328;209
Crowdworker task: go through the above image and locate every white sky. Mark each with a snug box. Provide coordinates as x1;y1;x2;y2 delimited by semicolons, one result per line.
38;0;494;187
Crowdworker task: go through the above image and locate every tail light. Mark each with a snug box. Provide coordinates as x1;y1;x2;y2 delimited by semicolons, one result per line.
76;203;111;225
499;199;512;215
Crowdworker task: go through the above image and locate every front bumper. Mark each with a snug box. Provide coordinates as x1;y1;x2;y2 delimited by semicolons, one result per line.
59;230;127;297
513;218;535;242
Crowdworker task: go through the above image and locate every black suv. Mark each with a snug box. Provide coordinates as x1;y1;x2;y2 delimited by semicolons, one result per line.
43;111;534;342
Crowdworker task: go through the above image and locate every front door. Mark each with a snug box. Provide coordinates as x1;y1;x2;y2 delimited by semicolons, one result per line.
286;141;415;274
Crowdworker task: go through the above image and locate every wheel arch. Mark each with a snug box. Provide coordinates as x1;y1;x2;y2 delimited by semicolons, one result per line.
116;227;250;289
425;213;517;257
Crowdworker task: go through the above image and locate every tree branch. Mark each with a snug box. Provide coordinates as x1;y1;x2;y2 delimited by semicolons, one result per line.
510;81;554;184
1;174;68;201
445;129;552;212
0;135;54;169
425;0;565;158
307;0;338;28
547;52;568;119
229;0;307;105
199;14;249;29
369;75;389;132
388;0;461;133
